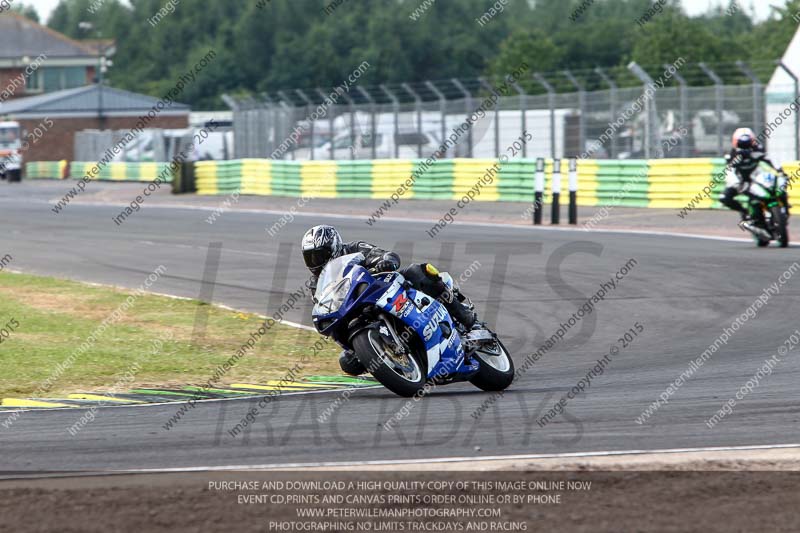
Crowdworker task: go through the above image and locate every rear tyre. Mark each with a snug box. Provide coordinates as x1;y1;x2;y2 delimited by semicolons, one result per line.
469;337;515;392
352;328;426;398
7;169;21;183
772;205;789;248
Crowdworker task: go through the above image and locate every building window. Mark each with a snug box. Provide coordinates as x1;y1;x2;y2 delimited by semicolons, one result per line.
25;69;43;93
28;67;88;93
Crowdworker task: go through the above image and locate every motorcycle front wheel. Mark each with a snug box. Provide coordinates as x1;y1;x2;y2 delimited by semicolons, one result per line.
772;205;790;248
352;327;427;398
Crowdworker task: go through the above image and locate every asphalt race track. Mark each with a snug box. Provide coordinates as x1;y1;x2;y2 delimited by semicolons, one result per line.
1;183;799;473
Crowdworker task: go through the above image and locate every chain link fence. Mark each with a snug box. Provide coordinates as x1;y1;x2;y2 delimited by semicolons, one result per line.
225;68;800;165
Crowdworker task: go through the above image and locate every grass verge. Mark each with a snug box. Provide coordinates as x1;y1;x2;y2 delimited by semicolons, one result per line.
0;272;339;398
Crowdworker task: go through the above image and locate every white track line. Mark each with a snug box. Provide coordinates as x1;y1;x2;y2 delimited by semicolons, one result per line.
123;443;800;472
58;199;787;245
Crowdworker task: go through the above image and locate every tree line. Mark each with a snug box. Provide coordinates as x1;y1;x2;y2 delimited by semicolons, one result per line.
9;0;800;109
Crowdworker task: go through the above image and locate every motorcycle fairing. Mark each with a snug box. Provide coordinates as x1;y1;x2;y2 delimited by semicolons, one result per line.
374;271;476;379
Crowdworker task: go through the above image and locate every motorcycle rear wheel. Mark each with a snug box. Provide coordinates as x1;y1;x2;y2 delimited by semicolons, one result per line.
469;337;515;392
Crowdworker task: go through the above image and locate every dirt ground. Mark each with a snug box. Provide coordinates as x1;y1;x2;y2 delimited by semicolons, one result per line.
2;465;799;533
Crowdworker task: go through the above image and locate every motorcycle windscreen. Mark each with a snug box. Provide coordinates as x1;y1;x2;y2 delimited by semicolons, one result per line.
314;253;364;294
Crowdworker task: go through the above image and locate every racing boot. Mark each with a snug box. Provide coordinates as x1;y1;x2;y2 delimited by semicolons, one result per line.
339;349;366;376
422;263;478;330
445;299;478;330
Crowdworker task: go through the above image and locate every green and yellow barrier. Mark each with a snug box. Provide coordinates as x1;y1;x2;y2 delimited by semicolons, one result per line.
25;161;68;180
26;157;796;211
193;158;657;208
69;162;176;183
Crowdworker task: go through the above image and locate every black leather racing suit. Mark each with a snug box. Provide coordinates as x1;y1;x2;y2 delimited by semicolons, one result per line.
309;241;477;329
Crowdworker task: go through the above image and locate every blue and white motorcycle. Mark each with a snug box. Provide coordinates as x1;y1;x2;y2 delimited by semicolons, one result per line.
312;253;515;397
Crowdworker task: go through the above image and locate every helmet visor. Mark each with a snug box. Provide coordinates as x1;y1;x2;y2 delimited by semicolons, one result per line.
303;247;333;271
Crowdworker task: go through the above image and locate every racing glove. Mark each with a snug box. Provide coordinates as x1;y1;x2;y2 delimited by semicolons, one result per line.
369;252;401;273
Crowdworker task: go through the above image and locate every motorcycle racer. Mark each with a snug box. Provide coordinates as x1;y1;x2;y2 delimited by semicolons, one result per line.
721;128;790;222
301;225;483;376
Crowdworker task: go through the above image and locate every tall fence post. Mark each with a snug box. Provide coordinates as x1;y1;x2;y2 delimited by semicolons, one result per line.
534;157;545;226
260;92;275;159
551;159;562;225
512;81;527;157
568;158;578;225
778;61;800;160
564;70;586;157
452;79;474;158
316;88;336;160
276;91;296;161
736;61;763;139
628;62;656;159
668;66;690;158
380;84;400;159
534;73;557;160
338;89;357;160
221;93;241;159
402;83;424;158
479;77;501;159
595;67;618;159
357;86;377;160
699;63;725;155
425;81;448;159
295;89;315;160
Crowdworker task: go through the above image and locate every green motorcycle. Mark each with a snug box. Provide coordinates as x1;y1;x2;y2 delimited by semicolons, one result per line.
738;165;790;248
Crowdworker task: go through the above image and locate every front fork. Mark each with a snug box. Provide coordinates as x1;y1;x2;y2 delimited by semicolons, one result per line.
378;314;409;355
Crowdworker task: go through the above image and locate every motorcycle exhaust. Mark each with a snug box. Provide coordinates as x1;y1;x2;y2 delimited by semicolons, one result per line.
739;220;772;241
